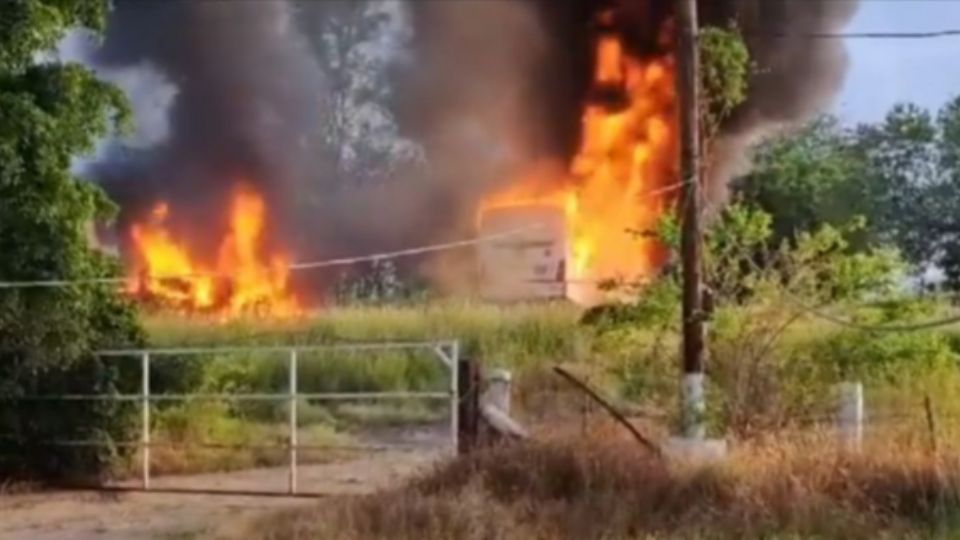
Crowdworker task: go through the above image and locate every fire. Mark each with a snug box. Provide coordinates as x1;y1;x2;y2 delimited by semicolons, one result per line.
127;184;299;317
479;13;678;302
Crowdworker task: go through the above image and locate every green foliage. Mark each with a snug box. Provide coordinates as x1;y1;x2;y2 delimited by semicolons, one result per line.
592;202;908;434
0;0;143;481
734;116;870;248
737;97;960;290
334;259;427;305
699;25;751;133
0;0;107;74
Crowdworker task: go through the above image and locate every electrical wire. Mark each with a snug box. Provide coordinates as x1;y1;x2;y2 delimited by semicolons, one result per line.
783;293;960;333
0;225;543;290
751;29;960;40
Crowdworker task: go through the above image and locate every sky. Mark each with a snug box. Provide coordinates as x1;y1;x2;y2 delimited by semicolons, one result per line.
835;0;960;124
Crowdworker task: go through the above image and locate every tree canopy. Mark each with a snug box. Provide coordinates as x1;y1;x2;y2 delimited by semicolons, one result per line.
0;0;143;480
735;96;960;289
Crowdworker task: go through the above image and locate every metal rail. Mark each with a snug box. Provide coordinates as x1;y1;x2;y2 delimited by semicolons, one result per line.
7;341;459;496
15;392;451;401
95;341;460;357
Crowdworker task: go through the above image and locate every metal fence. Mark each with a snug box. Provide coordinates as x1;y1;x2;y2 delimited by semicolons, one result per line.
17;340;460;496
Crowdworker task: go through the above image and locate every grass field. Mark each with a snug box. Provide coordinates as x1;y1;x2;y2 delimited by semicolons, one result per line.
132;302;584;476
131;299;960;481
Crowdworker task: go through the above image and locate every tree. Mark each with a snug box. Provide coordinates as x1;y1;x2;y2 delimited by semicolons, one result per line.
733;116;870;249
851;104;940;270
736;98;960;290
0;0;143;480
296;0;422;188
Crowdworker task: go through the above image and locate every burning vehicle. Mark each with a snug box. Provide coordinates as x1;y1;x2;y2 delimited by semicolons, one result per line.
478;8;677;305
476;205;568;302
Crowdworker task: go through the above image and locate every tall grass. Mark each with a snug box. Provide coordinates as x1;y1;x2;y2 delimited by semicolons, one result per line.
144;301;584;371
134;300;960;481
243;437;960;540
124;302;584;477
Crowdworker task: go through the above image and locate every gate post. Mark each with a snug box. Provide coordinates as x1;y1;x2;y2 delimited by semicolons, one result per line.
288;349;299;494
141;352;151;490
838;381;863;453
457;356;480;455
449;341;460;455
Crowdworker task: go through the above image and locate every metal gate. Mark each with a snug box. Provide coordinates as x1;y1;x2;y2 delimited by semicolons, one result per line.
23;340;460;496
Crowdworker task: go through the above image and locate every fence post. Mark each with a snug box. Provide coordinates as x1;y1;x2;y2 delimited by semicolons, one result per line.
838;381;863;452
457;357;480;455
449;341;460;455
141;352;151;490
288;349;298;495
485;369;512;414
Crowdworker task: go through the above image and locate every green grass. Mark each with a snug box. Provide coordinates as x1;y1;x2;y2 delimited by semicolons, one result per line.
113;400;350;477
144;300;584;370
132;299;960;479
127;302;586;477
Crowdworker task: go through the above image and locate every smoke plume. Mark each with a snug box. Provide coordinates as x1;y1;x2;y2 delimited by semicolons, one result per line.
403;0;860;209
89;0;325;258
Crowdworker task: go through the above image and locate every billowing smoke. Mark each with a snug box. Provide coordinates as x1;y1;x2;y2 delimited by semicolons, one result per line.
85;0;859;297
403;0;860;208
89;0;325;260
701;0;861;202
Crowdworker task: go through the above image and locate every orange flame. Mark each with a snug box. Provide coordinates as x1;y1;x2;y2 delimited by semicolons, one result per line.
480;20;678;302
128;184;299;317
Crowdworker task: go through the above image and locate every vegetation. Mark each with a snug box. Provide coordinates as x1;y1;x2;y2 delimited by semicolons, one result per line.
699;25;751;135
244;438;960;540
736;97;960;289
0;0;143;481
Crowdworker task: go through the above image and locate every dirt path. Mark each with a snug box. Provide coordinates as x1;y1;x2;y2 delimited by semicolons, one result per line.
0;449;442;540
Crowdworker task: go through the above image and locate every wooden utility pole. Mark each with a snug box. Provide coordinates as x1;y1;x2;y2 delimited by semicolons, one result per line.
676;0;706;438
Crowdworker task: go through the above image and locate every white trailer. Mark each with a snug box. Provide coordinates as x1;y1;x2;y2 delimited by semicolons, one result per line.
476;205;568;302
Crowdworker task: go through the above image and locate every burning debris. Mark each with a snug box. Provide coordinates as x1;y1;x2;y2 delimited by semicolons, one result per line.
127;185;299;317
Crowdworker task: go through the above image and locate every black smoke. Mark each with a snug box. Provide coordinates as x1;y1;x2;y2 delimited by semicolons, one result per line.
89;0;324;258
402;0;860;206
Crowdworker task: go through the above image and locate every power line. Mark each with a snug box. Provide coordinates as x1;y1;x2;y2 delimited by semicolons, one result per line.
790;297;960;333
749;29;960;40
0;226;543;290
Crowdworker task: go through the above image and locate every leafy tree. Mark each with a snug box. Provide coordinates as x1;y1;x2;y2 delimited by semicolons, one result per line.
737;98;960;289
699;25;751;138
0;0;143;480
733;116;870;249
851;104;940;269
592;202;905;435
296;0;422;188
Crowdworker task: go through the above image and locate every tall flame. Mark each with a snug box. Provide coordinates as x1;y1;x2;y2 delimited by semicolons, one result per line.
128;184;299;317
480;17;678;302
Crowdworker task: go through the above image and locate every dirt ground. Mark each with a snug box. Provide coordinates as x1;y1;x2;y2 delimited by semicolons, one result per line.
0;448;442;540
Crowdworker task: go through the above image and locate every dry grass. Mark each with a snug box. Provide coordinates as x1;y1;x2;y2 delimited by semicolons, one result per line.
242;436;960;540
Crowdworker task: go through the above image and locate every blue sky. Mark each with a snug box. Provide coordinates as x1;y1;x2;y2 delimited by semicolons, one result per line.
835;0;960;124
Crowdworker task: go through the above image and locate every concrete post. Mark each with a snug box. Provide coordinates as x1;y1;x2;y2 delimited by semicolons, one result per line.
837;381;864;452
288;349;298;494
141;352;151;490
484;369;512;414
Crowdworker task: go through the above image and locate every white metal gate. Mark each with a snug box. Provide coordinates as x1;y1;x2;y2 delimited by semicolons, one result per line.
23;340;460;496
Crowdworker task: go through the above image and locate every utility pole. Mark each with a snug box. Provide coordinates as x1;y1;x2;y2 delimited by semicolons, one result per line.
676;0;705;439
